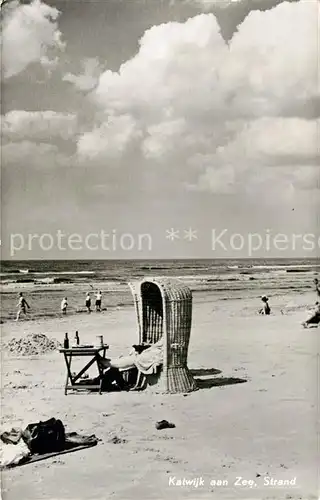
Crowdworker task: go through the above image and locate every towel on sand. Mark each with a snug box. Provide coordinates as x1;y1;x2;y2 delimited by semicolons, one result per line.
0;425;98;469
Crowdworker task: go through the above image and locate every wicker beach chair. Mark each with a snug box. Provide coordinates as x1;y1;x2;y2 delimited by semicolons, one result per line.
128;278;197;393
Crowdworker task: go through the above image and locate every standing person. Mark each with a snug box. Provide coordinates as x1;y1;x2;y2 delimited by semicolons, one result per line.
16;292;30;321
61;297;68;315
314;278;320;297
85;292;91;313
95;290;102;312
259;296;271;315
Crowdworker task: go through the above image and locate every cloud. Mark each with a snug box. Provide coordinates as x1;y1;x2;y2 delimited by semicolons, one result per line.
63;57;104;92
2;110;78;141
77;114;142;162
5;0;317;207
187;0;300;40
93;14;227;116
91;1;317;120
225;1;318;107
2;141;72;169
1;0;65;79
190;165;236;194
75;0;318;199
188;117;319;195
214;118;319;165
143;118;195;159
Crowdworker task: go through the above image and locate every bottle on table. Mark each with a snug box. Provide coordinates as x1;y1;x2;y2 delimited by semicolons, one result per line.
74;331;80;346
96;335;104;347
64;333;69;349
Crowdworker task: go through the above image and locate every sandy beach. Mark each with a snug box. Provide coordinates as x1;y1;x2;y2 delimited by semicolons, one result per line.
2;0;319;497
1;291;318;500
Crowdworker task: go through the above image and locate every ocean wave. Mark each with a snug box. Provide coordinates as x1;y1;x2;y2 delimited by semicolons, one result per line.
206;277;240;282
285;269;313;273
34;270;96;276
251;264;320;270
0;270;96;276
1;277;77;285
0;270;33;275
15;278;35;283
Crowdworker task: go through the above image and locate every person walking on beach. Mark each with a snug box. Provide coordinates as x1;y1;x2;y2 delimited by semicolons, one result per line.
85;292;91;313
95;291;102;312
314;278;320;297
61;297;68;315
259;296;271;315
16;292;30;321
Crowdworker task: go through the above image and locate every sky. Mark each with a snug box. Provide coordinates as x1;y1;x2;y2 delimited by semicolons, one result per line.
1;0;319;259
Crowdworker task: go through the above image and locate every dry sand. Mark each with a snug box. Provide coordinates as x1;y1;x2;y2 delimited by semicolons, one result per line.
1;294;318;500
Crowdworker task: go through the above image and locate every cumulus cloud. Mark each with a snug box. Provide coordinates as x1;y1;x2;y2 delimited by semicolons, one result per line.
6;0;316;202
2;110;78;141
225;1;318;107
2;141;72;169
77;114;142;162
1;0;65;79
142;118;213;159
191;165;236;194
93;14;227;116
63;57;104;92
214;118;319;165
188;117;319;194
76;0;318;197
91;1;317;119
187;0;300;40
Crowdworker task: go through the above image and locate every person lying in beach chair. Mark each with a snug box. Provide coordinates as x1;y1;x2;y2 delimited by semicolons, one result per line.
97;339;163;391
302;302;320;328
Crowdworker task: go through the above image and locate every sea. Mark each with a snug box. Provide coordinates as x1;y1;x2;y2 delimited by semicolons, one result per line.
0;258;319;323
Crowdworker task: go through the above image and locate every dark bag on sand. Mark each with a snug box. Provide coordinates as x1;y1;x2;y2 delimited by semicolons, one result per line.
22;418;65;454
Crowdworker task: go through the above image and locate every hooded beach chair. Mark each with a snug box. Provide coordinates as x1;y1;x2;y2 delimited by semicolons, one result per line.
128;278;197;393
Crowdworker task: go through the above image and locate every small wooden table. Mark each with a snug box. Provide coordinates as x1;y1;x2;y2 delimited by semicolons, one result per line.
59;345;109;395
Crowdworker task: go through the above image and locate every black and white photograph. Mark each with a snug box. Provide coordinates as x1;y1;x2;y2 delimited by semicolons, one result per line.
1;0;319;498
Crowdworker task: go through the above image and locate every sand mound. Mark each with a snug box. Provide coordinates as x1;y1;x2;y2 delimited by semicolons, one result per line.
4;334;61;356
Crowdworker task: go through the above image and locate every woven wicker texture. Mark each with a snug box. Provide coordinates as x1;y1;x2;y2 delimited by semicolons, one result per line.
128;278;197;393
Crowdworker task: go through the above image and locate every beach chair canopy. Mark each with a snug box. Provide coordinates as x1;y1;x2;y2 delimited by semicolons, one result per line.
129;278;197;393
